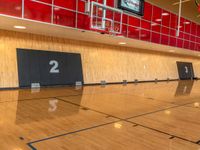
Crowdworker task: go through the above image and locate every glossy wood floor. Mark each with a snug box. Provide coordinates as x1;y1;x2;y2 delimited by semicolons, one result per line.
1;80;200;150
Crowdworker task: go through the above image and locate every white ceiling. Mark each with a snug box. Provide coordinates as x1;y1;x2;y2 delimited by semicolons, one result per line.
147;0;200;24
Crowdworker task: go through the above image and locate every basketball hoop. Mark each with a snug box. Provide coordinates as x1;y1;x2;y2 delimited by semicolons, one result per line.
90;1;123;35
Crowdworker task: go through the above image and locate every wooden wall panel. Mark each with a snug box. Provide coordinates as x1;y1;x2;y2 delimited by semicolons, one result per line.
0;29;200;88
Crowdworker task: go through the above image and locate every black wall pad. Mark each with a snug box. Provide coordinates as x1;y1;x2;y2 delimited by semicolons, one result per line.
17;49;84;87
176;61;195;80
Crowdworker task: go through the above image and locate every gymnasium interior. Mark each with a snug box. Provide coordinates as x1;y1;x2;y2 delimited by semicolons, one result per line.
0;0;200;149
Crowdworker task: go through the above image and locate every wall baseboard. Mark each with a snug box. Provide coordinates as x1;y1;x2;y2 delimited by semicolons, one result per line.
1;78;198;90
0;87;19;91
84;79;180;86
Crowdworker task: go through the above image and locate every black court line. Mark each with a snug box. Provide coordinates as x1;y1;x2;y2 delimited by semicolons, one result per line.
26;97;200;150
27;120;120;150
0;86;127;103
119;93;175;105
27;121;200;150
182;103;200;109
56;97;122;120
57;96;198;122
0;86;139;104
120;92;200;106
56;96;198;121
25;90;200;149
125;100;200;120
0;93;83;104
26;118;200;150
196;140;200;145
125;119;200;145
0;86;84;102
58;97;200;144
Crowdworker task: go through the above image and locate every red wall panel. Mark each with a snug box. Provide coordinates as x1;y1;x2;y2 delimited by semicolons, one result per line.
54;0;76;10
161;35;169;45
24;0;52;23
122;24;128;37
129;16;140;27
151;32;160;44
53;8;76;27
140;29;151;42
143;2;152;21
37;0;52;4
169;37;177;47
0;0;22;17
128;26;140;40
152;6;162;25
162;10;170;27
77;13;90;30
78;0;85;12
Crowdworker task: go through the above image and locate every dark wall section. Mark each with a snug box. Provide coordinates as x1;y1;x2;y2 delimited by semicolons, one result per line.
17;49;83;87
176;61;194;80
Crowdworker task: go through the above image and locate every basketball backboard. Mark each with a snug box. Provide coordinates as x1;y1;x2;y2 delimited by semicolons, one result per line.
90;1;123;35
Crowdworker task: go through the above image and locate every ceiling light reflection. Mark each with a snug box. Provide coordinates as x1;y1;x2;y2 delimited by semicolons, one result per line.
114;123;122;129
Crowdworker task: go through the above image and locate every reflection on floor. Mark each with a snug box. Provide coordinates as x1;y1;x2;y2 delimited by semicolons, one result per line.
0;80;200;150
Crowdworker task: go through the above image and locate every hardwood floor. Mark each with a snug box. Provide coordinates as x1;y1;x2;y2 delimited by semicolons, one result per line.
129;106;200;142
58;94;175;119
32;122;200;150
0;80;200;149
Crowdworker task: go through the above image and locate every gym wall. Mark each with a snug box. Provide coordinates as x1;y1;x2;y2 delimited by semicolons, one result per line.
1;29;200;88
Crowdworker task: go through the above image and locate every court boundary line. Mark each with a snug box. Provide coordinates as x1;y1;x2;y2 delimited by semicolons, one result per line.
27;119;200;150
26;97;200;150
56;97;122;120
120;92;200;106
23;94;199;150
57;96;199;121
125;120;200;145
125;101;200;120
58;97;200;143
27;120;120;150
0;93;82;104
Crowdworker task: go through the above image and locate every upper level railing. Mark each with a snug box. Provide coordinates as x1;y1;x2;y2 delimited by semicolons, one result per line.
0;0;199;51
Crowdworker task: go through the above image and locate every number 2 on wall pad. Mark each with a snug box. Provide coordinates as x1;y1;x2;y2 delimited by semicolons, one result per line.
49;60;59;73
